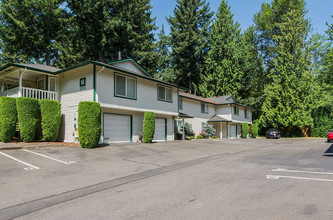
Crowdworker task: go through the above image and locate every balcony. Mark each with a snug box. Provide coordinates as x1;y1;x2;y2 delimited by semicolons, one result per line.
0;87;58;100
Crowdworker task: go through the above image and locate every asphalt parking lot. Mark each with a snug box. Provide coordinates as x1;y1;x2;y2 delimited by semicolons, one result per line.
0;138;332;219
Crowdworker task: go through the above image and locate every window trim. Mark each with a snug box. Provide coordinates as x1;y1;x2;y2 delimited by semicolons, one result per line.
234;105;239;115
201;102;209;114
114;72;137;100
178;96;183;110
157;84;173;103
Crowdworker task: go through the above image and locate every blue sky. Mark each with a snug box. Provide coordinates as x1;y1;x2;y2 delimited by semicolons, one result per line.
151;0;333;36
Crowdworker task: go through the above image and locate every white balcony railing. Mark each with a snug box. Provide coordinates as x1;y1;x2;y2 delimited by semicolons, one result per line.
0;87;57;100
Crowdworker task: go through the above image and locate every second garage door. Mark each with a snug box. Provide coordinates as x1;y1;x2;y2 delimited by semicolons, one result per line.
230;124;237;139
104;114;131;143
153;118;166;141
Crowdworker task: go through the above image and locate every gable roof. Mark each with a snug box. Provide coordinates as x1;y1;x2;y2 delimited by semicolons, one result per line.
179;92;217;104
107;58;152;77
0;63;61;74
208;95;237;104
208;115;232;122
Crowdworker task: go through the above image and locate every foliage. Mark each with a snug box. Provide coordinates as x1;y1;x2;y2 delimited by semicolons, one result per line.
202;123;216;137
196;135;203;139
183;122;193;137
311;107;333;137
143;112;155;143
39;100;61;141
200;0;245;99
78;102;101;148
251;124;259;138
189;136;195;140
0;0;69;66
211;136;217;139
16;98;39;142
167;0;213;93
242;122;248;138
0;97;17;143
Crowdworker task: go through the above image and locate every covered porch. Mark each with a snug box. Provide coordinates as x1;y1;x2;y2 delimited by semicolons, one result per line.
208;115;244;139
0;64;59;100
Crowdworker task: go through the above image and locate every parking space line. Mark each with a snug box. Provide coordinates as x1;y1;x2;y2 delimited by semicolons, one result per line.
0;151;39;170
266;175;333;182
272;168;333;175
22;149;75;165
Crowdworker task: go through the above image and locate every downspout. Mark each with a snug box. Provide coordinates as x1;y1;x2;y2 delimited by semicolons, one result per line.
93;65;105;102
18;68;27;97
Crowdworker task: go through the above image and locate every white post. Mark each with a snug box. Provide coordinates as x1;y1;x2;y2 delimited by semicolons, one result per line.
182;118;185;140
18;70;22;97
1;83;4;92
220;122;223;139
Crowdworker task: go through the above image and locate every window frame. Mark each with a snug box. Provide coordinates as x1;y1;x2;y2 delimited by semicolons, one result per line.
114;72;137;100
157;84;173;103
201;102;209;114
234;105;239;115
245;109;249;119
178;96;183;110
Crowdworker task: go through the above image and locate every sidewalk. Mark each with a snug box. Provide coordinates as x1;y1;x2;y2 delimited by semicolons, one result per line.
0;141;80;150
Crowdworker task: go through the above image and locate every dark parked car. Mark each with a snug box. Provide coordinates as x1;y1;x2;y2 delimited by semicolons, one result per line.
266;128;281;139
327;129;333;142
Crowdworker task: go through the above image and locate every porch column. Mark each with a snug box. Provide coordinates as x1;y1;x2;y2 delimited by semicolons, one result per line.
1;83;4;92
182;118;185;140
18;70;23;97
220;122;223;139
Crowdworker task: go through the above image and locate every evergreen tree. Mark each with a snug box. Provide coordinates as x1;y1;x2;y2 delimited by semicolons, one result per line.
259;0;315;129
200;0;244;98
0;0;69;66
168;0;213;93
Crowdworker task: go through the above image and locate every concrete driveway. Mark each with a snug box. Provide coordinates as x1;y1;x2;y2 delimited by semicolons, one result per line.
0;138;332;219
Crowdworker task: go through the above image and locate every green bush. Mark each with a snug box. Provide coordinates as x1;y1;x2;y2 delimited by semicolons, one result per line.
251;124;258;138
196;135;203;139
189;136;195;140
0;97;17;142
242;123;248;138
39;100;61;141
211;136;217;139
143;112;155;143
78;101;101;148
312;107;333;137
16;97;39;142
202;123;216;137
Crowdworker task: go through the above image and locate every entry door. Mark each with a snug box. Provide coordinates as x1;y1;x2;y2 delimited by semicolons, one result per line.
230;125;237;139
153;118;166;141
104;114;131;143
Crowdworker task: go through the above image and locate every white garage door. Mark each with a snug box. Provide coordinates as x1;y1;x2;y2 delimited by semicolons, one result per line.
230;124;237;139
153;118;166;141
104;114;131;143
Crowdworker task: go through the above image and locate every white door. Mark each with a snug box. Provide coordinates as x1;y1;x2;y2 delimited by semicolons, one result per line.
230;125;237;139
104;114;131;143
153;118;166;141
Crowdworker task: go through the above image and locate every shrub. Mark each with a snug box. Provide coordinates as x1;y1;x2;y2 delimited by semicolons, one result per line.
16;97;39;142
202;123;216;137
0;97;17;142
39;100;61;141
143;112;155;143
242;123;248;138
78;101;101;148
211;136;217;139
312;107;333;137
196;135;203;139
189;136;195;140
251;124;258;138
184;122;193;136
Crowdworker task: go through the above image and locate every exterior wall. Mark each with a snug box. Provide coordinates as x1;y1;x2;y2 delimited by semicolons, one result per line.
231;105;252;124
215;105;232;120
97;68;178;114
181;98;215;137
101;107;174;143
111;61;147;76
58;65;94;142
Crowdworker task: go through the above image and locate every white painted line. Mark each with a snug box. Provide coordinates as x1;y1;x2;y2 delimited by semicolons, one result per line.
266;175;333;182
22;149;74;165
0;151;39;170
272;168;333;175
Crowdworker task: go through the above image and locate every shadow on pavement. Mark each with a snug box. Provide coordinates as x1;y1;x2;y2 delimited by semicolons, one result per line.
323;144;333;157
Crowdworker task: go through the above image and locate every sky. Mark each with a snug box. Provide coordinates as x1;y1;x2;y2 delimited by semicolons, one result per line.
151;0;333;36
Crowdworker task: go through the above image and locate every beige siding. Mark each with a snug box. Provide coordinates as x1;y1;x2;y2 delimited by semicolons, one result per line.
97;68;178;114
231;105;252;124
111;61;147;76
58;65;94;142
215;105;232;120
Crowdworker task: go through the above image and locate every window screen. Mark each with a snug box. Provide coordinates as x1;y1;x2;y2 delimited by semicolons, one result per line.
115;74;126;97
127;78;136;98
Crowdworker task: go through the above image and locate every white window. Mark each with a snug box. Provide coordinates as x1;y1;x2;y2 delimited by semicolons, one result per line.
234;106;239;115
245;109;249;119
201;103;208;114
115;73;136;99
178;97;183;110
158;85;172;102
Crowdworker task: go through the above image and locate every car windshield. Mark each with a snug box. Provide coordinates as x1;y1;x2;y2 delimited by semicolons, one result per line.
268;128;278;132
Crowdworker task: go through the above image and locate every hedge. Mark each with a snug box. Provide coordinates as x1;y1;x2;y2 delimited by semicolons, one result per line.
16;97;39;142
242;123;248;139
78;101;101;148
196;135;203;139
0;97;17;142
39;100;61;141
252;124;258;138
143;112;155;143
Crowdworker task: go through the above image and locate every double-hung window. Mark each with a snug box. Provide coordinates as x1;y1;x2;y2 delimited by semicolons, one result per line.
178;97;183;110
201;103;209;114
115;73;136;99
158;85;172;102
234;106;239;115
245;109;249;119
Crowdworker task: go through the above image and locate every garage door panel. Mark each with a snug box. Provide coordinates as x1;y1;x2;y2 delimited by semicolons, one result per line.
104;114;131;142
153;118;166;141
230;125;237;139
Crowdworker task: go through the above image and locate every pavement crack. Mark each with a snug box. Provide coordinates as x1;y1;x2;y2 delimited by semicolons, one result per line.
122;158;162;167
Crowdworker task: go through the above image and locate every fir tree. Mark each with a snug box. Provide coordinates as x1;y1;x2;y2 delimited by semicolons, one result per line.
168;0;213;93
